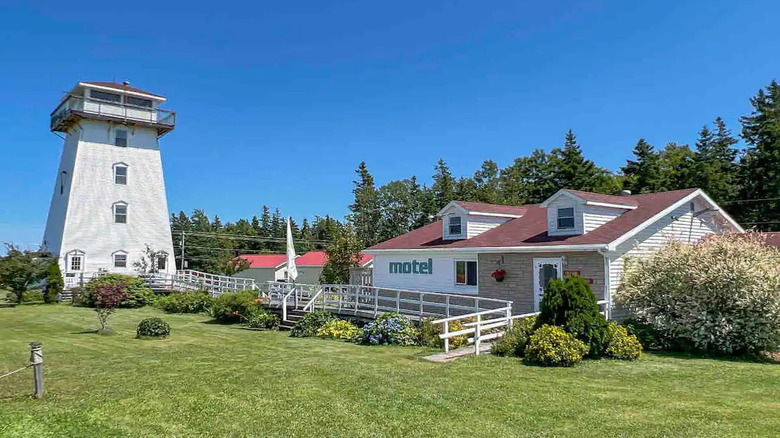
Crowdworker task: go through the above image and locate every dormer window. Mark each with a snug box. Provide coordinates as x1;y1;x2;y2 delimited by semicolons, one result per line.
449;216;462;235
557;207;575;229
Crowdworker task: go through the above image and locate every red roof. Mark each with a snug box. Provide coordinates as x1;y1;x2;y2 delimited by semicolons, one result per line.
81;81;165;99
295;251;373;267
563;189;640;206
453;201;530;216
239;254;287;268
369;189;699;250
758;232;780;248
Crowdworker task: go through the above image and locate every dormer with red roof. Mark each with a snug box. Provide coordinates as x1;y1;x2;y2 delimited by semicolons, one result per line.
438;201;528;240
539;189;638;237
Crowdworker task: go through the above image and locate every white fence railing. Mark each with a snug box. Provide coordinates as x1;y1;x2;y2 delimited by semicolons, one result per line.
433;299;610;355
260;282;514;326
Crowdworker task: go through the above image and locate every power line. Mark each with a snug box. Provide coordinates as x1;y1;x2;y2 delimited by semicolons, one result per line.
720;197;780;205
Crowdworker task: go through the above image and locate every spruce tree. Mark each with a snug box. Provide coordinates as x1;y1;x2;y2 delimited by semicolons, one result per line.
551;130;602;191
659;142;697;190
738;80;780;230
621;139;663;194
473;160;500;203
694;118;739;203
347;161;380;247
432;159;456;209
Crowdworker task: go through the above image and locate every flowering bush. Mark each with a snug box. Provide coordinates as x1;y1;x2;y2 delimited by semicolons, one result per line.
360;313;419;346
137;317;170;338
492;316;537;357
246;309;279;330
210;290;260;323
156;291;213;314
316;319;360;341
617;234;780;355
418;318;469;349
605;322;642;360
525;324;588;367
290;310;334;338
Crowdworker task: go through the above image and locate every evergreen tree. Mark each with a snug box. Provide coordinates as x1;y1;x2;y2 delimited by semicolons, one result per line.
432;159;456;209
454;176;478;202
523;149;558;203
694;118;739;203
211;215;223;231
319;225;364;284
621;139;663;194
414;183;438;228
738;80;780;230
659;142;697;190
473;160;500;203
551;130;603;191
260;206;272;238
348;161;381;247
377;179;418;241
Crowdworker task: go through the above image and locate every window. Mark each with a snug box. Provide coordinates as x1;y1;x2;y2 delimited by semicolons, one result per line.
91;90;121;102
455;260;477;286
114;253;127;268
156;254;167;271
557;207;575;229
70;256;82;271
114;204;127;223
114;166;127;185
126;96;153;108
115;129;128;147
449;216;462;235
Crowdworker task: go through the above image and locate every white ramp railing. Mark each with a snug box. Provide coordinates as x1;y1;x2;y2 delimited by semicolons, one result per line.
140;270;257;296
260;282;513;327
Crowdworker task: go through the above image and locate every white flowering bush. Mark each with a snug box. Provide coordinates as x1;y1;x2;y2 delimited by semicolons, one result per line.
616;233;780;355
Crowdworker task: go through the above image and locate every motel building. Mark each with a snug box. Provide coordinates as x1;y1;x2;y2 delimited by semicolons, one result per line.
364;188;743;318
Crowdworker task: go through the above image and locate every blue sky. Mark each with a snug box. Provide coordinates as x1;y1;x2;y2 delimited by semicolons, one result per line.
1;0;778;249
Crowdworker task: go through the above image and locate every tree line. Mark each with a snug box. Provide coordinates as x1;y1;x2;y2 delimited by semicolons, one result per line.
171;79;780;275
348;80;780;247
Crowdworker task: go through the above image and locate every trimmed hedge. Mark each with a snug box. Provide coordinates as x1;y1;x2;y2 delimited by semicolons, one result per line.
137;317;170;338
210;290;260;323
157;291;213;314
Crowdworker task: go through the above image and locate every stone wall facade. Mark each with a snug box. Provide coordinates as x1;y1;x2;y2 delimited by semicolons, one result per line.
478;251;606;314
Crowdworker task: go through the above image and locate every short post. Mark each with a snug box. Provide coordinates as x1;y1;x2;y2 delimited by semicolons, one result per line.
29;342;43;398
373;287;378;317
506;307;513;328
395;290;400;313
474;315;481;356
419;293;424;318
443;321;450;353
445;295;451;318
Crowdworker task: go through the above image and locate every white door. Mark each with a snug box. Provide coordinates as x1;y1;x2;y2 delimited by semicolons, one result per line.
533;258;562;311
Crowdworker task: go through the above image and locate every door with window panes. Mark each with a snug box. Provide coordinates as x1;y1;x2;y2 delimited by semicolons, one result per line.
533;258;562;311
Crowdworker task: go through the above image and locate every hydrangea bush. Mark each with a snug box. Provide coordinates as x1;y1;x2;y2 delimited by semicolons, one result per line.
617;234;780;355
359;313;419;346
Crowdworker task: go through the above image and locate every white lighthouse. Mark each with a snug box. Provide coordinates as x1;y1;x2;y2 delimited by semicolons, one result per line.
43;81;176;287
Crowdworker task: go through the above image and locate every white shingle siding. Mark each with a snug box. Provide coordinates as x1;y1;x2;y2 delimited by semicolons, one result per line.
606;197;722;319
582;205;625;233
466;214;508;238
43;119;176;278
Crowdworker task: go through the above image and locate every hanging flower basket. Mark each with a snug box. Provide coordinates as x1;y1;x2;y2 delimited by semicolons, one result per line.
491;269;506;282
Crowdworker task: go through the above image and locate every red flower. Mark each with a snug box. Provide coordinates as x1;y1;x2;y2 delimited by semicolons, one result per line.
491;269;506;278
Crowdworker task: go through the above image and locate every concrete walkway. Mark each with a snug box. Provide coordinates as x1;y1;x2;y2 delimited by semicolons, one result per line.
423;343;493;362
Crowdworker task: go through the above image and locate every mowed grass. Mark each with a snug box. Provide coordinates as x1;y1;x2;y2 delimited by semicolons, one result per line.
0;306;778;438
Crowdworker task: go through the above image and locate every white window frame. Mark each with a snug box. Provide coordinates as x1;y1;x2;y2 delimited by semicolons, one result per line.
557;207;575;230
454;259;478;287
70;255;83;271
66;250;85;272
113;252;128;268
114;163;128;185
113;202;128;224
115;128;128;147
448;216;463;236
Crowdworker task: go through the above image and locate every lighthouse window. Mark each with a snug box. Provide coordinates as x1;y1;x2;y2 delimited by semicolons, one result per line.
70;256;82;271
90;90;121;103
156;254;167;271
113;253;127;268
114;204;127;224
126;96;153;108
115;129;128;147
114;166;127;185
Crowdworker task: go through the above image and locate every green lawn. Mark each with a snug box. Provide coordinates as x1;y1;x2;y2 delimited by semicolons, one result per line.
0;305;778;438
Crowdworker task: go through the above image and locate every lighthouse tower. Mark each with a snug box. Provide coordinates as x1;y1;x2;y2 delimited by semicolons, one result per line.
43;81;176;287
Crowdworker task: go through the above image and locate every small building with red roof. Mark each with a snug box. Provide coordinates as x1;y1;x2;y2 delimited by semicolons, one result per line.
364;188;743;318
234;251;373;285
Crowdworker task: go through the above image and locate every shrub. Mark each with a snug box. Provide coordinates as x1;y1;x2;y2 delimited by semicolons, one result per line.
622;317;663;350
492;316;537;357
21;289;44;303
525;324;588;367
210;290;259;323
359;313;419;346
44;262;63;303
82;274;155;308
246;308;279;330
418;318;469;349
290;310;335;337
617;234;780;355
605;322;642;360
536;276;608;357
316;319;360;341
157;291;213;314
137;317;171;338
95;284;125;334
